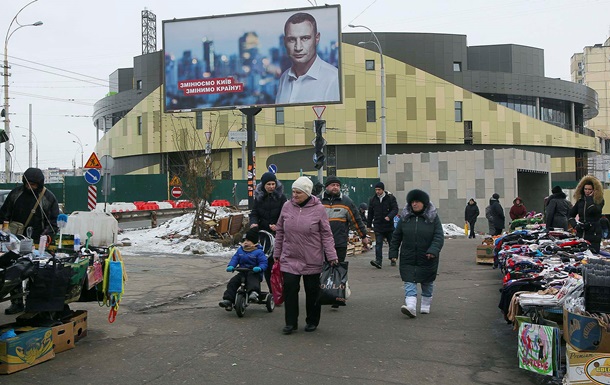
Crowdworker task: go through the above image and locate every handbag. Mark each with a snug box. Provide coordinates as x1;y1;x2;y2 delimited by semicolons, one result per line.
9;187;46;236
25;257;72;312
86;260;104;290
270;259;284;305
318;261;349;306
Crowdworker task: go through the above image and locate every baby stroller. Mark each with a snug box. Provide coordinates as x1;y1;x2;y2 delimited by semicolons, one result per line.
229;230;275;317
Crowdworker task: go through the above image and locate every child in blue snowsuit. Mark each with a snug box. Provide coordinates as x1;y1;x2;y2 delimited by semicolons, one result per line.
219;227;268;310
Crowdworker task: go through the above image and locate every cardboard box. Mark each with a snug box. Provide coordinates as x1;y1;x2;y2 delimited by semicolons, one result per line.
52;322;75;354
476;245;494;264
0;326;54;374
565;343;610;384
64;310;88;342
563;308;610;353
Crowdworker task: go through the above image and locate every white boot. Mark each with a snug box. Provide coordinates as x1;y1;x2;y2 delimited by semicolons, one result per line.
401;296;417;318
420;296;432;314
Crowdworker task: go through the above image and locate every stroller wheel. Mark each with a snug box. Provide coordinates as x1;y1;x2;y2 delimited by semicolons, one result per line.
266;293;275;312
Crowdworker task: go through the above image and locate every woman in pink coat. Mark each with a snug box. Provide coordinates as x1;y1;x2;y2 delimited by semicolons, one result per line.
274;176;338;335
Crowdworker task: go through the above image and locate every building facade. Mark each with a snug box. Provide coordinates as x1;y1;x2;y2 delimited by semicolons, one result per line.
571;37;610;183
92;32;599;184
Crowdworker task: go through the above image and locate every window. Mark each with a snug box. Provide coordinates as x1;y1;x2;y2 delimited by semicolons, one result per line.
453;62;462;72
196;111;203;130
365;60;375;70
137;116;142;135
136;80;143;90
464;121;473;145
237;158;243;168
275;107;284;125
366;101;376;122
454;101;463;122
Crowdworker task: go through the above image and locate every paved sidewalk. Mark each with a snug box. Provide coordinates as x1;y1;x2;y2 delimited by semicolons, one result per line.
1;238;553;385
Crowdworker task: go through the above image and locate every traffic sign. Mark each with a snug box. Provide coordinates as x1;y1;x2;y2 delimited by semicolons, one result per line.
268;164;277;174
312;105;326;119
171;186;183;199
84;169;101;185
84;152;102;169
169;175;182;186
228;130;257;142
101;155;114;171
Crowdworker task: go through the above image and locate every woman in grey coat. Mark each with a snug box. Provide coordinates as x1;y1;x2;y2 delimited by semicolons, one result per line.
389;189;444;318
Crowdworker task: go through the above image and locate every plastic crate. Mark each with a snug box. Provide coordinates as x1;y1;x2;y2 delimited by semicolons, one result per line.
585;285;610;314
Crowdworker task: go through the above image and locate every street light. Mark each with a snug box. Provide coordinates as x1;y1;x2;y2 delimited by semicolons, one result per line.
3;0;42;182
21;133;37;168
67;130;84;168
348;24;386;156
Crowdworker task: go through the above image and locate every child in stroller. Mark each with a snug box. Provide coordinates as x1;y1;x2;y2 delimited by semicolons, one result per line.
219;228;268;311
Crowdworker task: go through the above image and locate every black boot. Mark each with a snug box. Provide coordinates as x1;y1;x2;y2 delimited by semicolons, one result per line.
5;301;24;315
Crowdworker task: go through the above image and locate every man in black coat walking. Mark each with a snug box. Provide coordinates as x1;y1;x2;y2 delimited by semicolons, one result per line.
464;198;480;238
367;182;398;269
488;193;505;236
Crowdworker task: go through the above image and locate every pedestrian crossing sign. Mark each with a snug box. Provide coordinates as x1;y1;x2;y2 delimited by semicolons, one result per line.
84;153;102;169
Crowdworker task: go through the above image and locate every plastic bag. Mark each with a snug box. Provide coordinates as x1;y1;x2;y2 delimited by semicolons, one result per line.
271;259;284;305
25;258;72;312
464;223;469;236
319;261;348;306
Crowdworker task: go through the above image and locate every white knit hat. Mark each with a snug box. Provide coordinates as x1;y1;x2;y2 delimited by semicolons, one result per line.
292;176;313;196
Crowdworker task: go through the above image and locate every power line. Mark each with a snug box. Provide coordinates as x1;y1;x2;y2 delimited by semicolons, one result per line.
9;55;115;86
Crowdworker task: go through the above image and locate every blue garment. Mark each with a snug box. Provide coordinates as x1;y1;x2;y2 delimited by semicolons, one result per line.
404;282;434;298
227;244;268;279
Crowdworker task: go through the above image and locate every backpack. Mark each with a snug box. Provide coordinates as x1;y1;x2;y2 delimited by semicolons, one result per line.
485;205;493;221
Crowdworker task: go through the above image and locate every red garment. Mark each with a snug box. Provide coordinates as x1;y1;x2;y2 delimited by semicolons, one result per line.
509;204;527;220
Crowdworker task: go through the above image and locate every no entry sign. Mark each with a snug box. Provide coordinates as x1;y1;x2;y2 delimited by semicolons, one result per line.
171;186;183;199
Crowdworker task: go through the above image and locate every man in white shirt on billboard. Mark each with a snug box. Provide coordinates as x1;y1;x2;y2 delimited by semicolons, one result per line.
275;12;340;104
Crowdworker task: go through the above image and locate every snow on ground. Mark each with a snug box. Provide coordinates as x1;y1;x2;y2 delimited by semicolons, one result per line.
118;210;467;257
118;208;236;258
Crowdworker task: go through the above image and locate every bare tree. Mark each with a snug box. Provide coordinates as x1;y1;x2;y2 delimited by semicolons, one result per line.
168;114;234;239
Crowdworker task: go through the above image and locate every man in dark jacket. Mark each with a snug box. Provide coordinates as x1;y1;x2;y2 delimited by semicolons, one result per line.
545;186;570;231
249;171;287;291
320;176;369;263
0;167;59;315
464;198;479;239
320;176;369;308
488;193;505;236
367;182;398;268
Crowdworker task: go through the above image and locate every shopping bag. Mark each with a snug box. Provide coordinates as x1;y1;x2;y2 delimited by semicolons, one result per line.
270;259;284;305
318;261;349;306
464;222;469;236
25;258;72;312
64;257;90;303
86;260;103;290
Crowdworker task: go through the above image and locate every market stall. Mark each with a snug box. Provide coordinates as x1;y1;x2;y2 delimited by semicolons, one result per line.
485;223;610;384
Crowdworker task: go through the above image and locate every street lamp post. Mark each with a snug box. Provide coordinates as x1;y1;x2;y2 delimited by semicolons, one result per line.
348;24;386;156
21;133;37;168
67;130;84;168
3;0;42;182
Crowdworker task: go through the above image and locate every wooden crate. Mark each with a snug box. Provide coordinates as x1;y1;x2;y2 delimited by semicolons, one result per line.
476;245;494;265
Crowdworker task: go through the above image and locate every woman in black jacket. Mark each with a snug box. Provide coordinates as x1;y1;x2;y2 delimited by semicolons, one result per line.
569;175;605;253
545;185;570;231
249;172;287;291
464;198;479;239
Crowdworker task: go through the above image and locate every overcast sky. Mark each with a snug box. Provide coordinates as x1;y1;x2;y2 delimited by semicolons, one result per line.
1;0;608;171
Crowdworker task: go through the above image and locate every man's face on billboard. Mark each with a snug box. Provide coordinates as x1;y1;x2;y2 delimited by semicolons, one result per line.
284;21;319;75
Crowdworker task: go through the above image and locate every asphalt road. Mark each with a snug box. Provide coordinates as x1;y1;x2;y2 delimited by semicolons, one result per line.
1;237;558;385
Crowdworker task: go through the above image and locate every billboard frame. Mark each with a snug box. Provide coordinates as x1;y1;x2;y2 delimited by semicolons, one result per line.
162;4;342;113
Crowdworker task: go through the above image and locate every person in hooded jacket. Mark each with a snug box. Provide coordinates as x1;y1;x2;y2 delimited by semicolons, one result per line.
569;175;605;253
509;197;528;220
249;171;287;291
0;167;59;315
488;193;505;236
545;186;571;231
274;176;338;334
464;198;479;239
389;189;444;318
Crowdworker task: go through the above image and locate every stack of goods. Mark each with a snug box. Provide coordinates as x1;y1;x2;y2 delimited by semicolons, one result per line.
508;213;544;231
495;229;596;324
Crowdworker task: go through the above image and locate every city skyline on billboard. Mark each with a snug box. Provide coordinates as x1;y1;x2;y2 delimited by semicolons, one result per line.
163;5;341;112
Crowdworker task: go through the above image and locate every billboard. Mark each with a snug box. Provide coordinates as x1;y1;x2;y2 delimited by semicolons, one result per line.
162;5;341;112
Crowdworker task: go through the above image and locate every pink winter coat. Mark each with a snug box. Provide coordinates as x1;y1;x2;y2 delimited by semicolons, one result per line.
275;195;338;275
